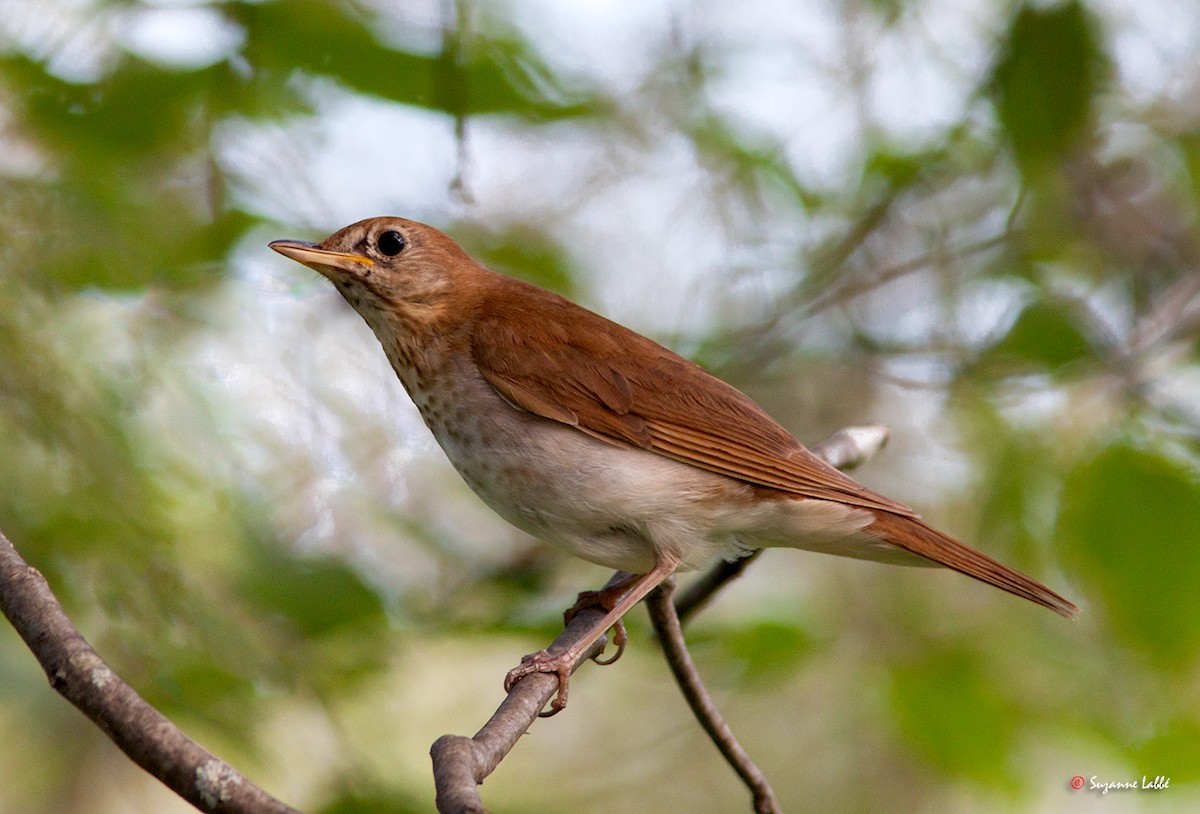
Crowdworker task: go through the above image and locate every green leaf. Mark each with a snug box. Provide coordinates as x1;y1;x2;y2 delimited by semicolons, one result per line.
890;648;1017;786
234;0;596;119
1134;718;1200;784
1058;443;1200;668
241;548;388;638
2;54;205;161
989;1;1107;176
716;620;815;686
862;144;928;189
986;298;1094;371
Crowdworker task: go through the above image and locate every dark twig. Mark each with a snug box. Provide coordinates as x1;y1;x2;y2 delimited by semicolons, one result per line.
647;578;781;814
0;530;299;814
661;425;890;811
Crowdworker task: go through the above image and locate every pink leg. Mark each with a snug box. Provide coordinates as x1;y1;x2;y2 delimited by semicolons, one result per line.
504;556;680;715
563;572;640;668
563;571;641;627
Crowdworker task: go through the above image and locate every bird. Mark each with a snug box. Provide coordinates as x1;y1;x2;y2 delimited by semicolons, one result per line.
270;216;1077;713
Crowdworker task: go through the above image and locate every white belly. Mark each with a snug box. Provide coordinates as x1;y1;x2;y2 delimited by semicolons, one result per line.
404;363;881;573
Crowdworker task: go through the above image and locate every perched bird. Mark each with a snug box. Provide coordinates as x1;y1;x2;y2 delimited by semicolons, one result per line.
270;217;1077;712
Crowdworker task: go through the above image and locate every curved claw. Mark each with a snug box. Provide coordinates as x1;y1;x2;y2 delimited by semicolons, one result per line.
590;619;627;666
504;563;680;716
538;688;569;717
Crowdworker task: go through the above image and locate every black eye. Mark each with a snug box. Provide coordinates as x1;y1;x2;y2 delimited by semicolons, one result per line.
377;230;406;256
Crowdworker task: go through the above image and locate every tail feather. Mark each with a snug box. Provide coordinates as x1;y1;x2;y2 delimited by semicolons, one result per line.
868;511;1078;618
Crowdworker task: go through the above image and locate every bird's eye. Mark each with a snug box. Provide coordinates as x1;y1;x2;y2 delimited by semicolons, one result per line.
377;230;406;256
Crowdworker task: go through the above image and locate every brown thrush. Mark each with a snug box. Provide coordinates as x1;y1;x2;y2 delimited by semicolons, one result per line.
270;217;1077;713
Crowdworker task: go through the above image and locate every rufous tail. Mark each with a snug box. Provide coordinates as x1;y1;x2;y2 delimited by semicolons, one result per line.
869;511;1078;617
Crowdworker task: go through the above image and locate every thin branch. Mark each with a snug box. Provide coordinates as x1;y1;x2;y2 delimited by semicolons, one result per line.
0;530;299;814
647;578;781;814
656;424;892;812
431;572;623;814
800;230;1013;319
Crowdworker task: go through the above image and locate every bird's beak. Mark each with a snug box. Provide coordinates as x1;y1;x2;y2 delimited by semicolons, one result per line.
269;240;375;273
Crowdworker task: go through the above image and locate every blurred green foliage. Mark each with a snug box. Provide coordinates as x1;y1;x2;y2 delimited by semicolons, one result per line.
982;298;1096;373
1;0;1198;812
1060;442;1200;668
990;0;1106;178
313;787;427;814
890;647;1018;787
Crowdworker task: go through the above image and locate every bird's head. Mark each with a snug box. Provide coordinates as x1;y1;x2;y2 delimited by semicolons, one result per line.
270;217;478;337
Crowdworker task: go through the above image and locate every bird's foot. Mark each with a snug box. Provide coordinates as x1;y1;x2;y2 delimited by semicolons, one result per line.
501;595;628;715
504;649;575;716
504;566;680;716
563;580;636;667
564;575;638;624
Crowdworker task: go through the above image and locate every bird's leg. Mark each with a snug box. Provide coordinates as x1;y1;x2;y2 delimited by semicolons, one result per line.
563;571;641;666
564;571;640;624
504;556;680;716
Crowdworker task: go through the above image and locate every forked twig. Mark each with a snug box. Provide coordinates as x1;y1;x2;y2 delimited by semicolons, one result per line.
648;577;781;814
0;426;890;814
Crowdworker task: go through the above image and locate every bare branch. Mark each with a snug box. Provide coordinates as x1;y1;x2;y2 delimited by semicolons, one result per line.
0;530;299;814
646;578;781;814
431;574;621;814
805;423;891;471
652;424;892;811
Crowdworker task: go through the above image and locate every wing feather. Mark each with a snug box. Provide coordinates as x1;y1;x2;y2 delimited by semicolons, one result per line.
470;281;915;517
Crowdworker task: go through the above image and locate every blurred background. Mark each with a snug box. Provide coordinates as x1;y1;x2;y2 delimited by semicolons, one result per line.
1;0;1198;812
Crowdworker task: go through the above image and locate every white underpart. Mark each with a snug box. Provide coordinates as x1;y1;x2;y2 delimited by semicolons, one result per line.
394;352;913;574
